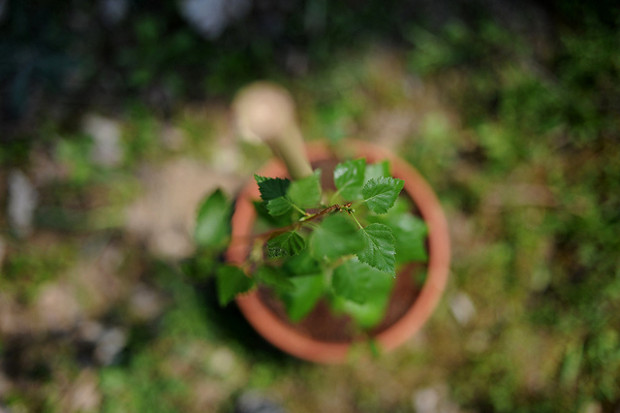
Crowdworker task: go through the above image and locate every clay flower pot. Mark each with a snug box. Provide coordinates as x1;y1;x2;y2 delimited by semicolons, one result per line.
226;140;450;364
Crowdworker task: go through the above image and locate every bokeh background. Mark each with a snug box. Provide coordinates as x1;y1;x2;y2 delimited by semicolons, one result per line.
1;0;620;411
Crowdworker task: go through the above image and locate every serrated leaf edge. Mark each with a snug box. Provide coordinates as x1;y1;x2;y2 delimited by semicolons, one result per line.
357;223;396;275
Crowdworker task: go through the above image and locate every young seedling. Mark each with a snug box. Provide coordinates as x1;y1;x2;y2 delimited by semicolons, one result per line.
195;157;428;329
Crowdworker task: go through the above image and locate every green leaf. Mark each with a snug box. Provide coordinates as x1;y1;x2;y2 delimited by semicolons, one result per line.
254;175;290;201
283;250;322;276
332;259;394;328
309;214;364;261
281;274;325;322
255;266;294;292
364;160;390;183
332;258;393;304
194;189;231;248
253;201;293;227
335;293;392;328
357;223;396;274
267;231;306;258
180;255;216;281
386;212;428;263
267;196;293;216
287;170;322;208
362;177;405;214
367;198;428;264
216;265;254;306
334;159;366;199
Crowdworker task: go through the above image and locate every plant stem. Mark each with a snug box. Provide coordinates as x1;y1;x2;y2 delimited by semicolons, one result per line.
266;127;313;180
291;202;309;216
233;82;313;180
350;212;364;229
254;203;341;241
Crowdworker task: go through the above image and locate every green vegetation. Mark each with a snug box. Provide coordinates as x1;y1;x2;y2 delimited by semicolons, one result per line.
0;2;618;412
197;158;426;329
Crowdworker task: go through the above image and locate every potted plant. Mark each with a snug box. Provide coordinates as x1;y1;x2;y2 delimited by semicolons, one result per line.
194;83;450;363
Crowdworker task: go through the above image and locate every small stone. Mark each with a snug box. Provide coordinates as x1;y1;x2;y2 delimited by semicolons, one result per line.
66;370;102;412
129;285;164;321
235;391;287;413
582;402;602;413
95;327;126;365
78;320;104;342
413;385;460;413
83;114;122;167
7;170;38;238
35;284;80;332
98;0;128;26
413;387;439;413
179;0;250;39
449;292;476;326
209;347;236;377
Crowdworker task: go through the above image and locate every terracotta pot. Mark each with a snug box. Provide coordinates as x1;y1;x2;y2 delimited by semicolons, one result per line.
226;140;450;364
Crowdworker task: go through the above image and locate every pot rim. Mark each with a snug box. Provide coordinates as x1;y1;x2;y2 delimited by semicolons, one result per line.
227;140;450;363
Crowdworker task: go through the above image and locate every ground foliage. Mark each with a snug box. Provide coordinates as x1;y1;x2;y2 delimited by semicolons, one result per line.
0;1;619;412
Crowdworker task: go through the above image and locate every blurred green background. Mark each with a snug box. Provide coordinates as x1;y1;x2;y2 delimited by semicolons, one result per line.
1;0;619;412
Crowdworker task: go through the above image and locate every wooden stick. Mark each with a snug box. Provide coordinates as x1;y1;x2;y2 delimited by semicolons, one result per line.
233;82;313;180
